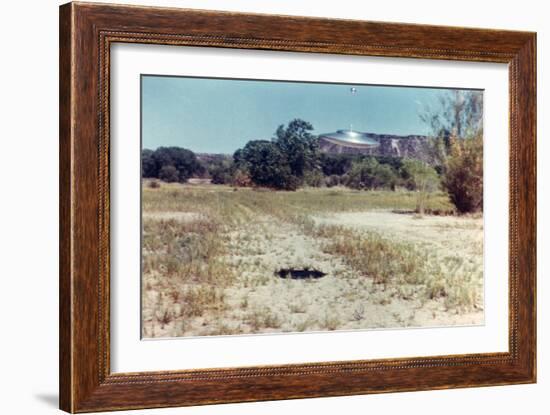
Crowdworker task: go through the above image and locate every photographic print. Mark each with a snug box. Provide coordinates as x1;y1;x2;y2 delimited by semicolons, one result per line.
59;5;537;410
140;75;484;339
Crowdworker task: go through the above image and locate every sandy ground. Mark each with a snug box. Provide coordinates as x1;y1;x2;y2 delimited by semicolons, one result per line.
142;208;484;338
313;211;483;251
142;211;204;222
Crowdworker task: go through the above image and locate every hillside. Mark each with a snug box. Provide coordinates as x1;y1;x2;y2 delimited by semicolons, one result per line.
318;133;432;163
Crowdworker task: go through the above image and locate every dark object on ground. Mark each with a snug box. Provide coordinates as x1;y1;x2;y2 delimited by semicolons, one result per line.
147;180;161;189
276;268;327;279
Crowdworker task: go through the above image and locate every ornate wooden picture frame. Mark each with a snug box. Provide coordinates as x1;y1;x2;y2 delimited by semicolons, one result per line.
59;2;536;412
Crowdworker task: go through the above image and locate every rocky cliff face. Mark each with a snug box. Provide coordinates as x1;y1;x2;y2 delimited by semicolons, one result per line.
318;133;432;163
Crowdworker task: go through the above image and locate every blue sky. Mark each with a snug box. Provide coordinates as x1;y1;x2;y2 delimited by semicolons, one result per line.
142;75;466;154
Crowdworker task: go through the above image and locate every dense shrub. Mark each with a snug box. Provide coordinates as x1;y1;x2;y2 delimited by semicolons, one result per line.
375;155;404;172
231;169;252;187
320;153;403;177
442;133;483;213
142;146;202;182
303;170;325;187
418;90;484;214
324;174;341;188
399;158;438;191
346;159;397;190
320;153;354;176
209;161;233;184
158;165;180;183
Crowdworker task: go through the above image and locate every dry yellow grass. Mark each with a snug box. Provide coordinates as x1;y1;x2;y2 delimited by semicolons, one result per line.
141;181;483;338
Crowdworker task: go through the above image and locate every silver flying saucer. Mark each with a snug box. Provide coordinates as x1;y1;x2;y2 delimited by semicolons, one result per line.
318;129;380;148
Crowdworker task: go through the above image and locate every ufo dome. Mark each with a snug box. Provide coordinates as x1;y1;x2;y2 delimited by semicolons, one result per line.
318;129;380;148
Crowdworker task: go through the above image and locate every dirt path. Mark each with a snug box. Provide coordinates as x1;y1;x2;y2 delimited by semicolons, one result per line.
153;208;483;337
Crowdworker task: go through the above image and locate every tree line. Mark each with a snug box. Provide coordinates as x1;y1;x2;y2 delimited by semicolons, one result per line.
143;90;483;214
142;119;435;193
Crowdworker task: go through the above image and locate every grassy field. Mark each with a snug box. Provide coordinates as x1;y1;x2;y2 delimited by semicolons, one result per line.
141;181;484;338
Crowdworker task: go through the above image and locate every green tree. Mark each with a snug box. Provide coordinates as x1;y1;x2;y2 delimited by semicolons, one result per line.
141;149;157;178
274;119;319;181
233;119;319;190
401;159;440;216
233;148;246;169
152;147;201;182
239;140;297;190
